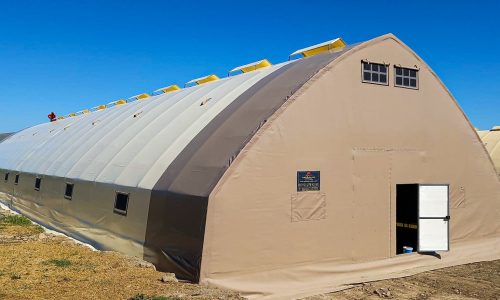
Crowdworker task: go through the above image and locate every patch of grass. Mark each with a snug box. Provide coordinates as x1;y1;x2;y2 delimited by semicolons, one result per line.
44;259;72;268
2;215;32;226
0;214;44;234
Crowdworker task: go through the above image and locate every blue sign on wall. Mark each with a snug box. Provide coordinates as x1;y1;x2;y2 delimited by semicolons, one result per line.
297;171;320;192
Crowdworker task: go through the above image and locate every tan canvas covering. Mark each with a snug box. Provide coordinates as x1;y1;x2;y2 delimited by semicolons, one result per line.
478;127;500;176
0;34;499;299
200;35;500;298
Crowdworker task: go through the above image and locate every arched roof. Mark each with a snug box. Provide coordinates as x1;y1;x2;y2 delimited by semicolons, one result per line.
0;45;353;191
0;62;288;188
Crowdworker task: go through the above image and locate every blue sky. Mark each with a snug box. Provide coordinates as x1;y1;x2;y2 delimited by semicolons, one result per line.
0;0;499;132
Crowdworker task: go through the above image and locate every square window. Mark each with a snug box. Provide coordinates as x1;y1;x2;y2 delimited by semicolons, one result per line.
35;178;41;191
394;66;418;89
114;192;129;216
14;174;19;185
65;183;74;200
362;62;389;85
4;173;9;182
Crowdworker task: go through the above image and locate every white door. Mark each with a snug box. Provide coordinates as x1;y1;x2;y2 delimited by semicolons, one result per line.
418;184;450;252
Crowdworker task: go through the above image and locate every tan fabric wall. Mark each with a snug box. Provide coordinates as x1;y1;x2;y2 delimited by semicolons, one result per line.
200;35;500;298
478;128;500;176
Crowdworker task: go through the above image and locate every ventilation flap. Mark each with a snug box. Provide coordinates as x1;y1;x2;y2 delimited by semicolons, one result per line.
153;84;181;95
107;99;127;108
128;93;151;101
91;104;107;112
290;38;346;59
185;74;220;87
75;109;90;116
229;59;272;75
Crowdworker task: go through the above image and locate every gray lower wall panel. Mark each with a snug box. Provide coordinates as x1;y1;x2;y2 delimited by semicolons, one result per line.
0;168;150;258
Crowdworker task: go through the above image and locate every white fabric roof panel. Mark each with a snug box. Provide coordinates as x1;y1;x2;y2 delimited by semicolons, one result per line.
0;62;290;190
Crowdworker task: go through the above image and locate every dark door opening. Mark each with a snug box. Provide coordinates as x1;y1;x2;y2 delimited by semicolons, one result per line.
396;184;419;254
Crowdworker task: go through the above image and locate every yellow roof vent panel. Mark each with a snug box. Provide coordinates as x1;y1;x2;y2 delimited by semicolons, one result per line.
153;84;181;95
229;59;272;75
128;93;151;101
186;74;220;87
290;38;346;58
69;110;89;117
107;99;127;107
90;104;106;112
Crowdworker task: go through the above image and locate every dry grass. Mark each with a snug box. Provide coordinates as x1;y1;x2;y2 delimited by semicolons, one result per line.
0;238;243;300
0;210;242;300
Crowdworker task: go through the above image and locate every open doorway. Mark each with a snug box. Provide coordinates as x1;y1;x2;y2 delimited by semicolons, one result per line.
396;184;419;254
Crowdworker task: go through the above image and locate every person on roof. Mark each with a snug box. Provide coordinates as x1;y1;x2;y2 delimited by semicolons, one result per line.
48;112;57;122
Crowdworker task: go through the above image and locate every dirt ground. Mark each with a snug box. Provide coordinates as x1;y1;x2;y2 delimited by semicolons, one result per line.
307;260;500;300
0;207;499;300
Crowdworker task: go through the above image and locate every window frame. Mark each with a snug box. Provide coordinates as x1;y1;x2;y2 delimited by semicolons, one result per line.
14;174;19;185
64;182;74;200
113;192;130;216
394;65;419;90
4;172;9;182
361;60;389;86
35;177;42;191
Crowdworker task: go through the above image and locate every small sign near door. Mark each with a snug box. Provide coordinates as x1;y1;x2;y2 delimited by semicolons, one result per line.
297;171;320;192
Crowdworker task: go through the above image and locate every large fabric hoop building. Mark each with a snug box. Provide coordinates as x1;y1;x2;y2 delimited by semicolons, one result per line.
0;34;499;299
